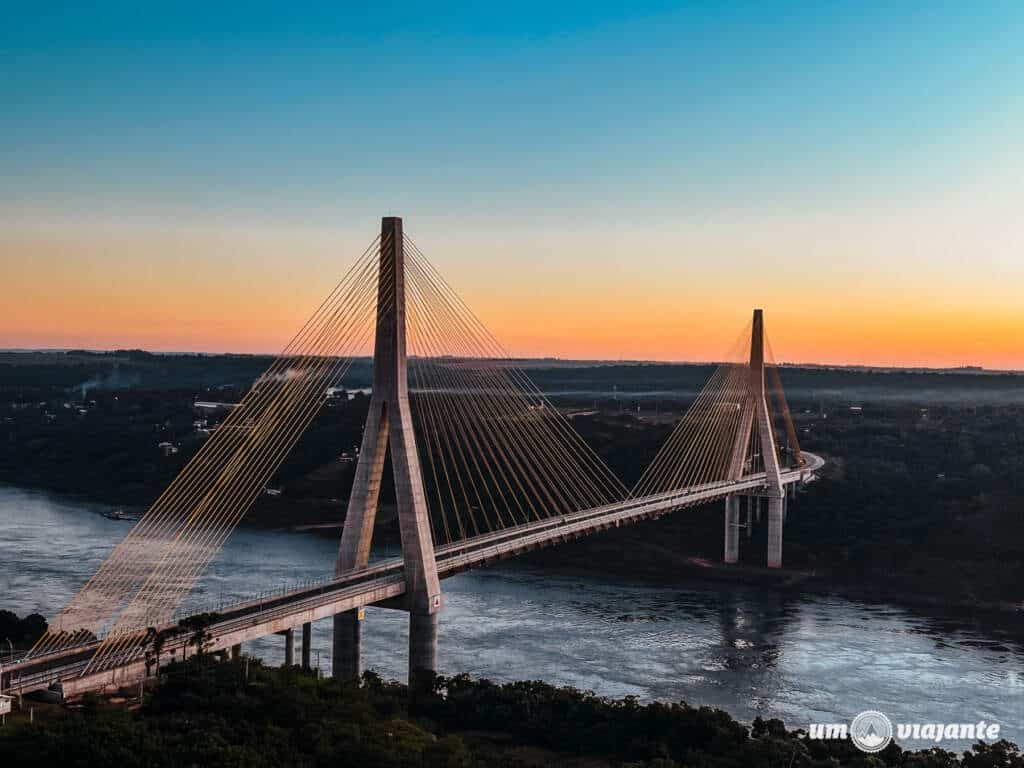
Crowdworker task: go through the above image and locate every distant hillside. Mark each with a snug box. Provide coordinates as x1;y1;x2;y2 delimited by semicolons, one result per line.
3;350;1023;405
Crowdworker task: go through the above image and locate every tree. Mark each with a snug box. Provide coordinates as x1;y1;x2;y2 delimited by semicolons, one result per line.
143;626;175;676
177;613;219;657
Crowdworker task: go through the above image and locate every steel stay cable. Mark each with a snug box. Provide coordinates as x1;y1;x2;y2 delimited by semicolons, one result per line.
33;240;382;657
408;291;564;530
38;240;381;643
88;307;382;670
637;364;738;494
74;250;382;632
632;324;751;496
409;356;506;535
82;259;387;667
764;333;801;463
409;357;515;534
405;269;590;521
409;353;527;531
408;295;496;537
407;354;507;536
675;363;752;492
632;363;737;497
656;367;742;494
100;266;388;637
767;363;801;464
650;363;747;495
405;276;549;527
408;346;479;537
87;322;380;671
36;283;379;656
405;269;562;522
408;369;460;543
405;299;454;543
404;240;627;501
404;251;618;511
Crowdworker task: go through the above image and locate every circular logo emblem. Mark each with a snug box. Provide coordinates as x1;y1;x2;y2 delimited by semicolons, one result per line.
850;710;893;753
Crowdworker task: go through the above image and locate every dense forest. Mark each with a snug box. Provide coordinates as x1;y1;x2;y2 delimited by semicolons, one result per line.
1;655;1020;767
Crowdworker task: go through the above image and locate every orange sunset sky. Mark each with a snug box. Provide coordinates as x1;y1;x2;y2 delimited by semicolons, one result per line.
3;4;1023;370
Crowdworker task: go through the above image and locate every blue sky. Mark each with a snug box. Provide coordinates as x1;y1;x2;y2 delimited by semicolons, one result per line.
5;2;1019;214
2;2;1023;366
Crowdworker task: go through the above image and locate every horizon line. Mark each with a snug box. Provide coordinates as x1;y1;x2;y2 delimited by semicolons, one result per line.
2;346;1021;376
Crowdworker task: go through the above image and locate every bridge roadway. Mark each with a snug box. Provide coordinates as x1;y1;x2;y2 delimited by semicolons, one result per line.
2;453;823;698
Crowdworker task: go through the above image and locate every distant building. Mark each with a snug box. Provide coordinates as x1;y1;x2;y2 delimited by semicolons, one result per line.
193;401;238;413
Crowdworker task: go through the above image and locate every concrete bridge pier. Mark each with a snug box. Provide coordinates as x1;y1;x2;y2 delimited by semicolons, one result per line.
723;496;740;563
332;609;361;681
283;628;296;666
301;622;312;671
408;610;438;695
767;496;785;568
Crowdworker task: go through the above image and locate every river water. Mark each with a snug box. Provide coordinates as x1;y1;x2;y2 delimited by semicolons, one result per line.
1;485;1021;750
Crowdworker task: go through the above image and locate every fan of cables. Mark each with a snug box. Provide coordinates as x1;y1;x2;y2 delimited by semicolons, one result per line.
403;235;628;546
32;235;387;671
631;319;802;500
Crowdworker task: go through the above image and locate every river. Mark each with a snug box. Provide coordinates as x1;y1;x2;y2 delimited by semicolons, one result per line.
1;484;1020;750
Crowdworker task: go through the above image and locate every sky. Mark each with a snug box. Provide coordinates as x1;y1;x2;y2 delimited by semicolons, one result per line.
2;1;1022;368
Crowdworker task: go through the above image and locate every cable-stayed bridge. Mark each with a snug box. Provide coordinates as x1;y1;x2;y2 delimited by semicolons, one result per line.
2;217;823;699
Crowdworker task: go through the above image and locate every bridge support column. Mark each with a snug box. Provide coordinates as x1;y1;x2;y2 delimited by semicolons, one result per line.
333;609;361;681
409;610;438;696
230;644;241;661
283;628;296;667
767;496;785;568
723;496;740;564
301;622;312;671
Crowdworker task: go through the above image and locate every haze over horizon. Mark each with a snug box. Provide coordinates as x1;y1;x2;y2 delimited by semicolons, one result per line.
3;2;1022;369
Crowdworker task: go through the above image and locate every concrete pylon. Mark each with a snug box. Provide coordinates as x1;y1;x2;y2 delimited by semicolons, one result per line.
724;309;786;567
283;627;295;667
723;496;740;563
301;622;312;671
333;216;442;685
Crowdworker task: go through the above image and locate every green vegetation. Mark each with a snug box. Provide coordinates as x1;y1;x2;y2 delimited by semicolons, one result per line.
1;657;1020;767
784;403;1024;605
0;610;47;651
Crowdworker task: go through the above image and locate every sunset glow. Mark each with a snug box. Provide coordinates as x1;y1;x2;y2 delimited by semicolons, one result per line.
2;2;1022;369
